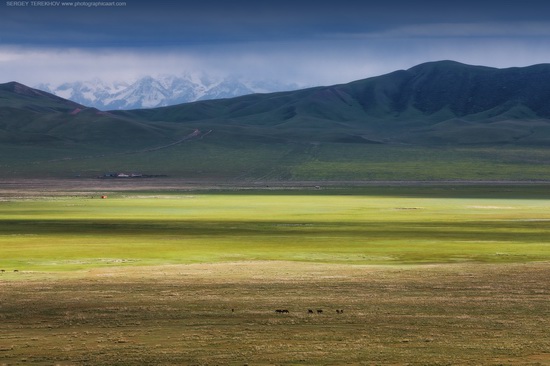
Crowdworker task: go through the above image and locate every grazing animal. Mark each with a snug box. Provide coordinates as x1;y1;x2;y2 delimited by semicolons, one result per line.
336;309;344;314
13;269;19;273
317;309;323;314
0;269;5;273
308;309;314;314
282;309;289;313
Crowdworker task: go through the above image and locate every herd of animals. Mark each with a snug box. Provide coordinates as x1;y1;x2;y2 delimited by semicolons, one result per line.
275;309;344;314
3;270;346;315
229;308;345;315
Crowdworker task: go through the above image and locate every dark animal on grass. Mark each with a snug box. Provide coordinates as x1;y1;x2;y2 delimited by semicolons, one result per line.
308;309;314;314
0;269;5;273
317;309;323;314
336;309;344;314
13;269;19;273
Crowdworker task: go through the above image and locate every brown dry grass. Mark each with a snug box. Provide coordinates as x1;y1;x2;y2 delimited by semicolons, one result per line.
1;261;550;365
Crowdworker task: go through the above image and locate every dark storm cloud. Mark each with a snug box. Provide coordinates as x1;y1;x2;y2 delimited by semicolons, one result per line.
3;0;550;48
2;0;550;86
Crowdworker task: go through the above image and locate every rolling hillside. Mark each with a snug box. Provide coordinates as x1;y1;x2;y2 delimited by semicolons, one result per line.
2;61;550;180
116;61;550;146
0;82;192;148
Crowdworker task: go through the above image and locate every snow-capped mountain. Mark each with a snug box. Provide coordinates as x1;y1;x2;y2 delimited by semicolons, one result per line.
35;78;130;108
36;74;300;110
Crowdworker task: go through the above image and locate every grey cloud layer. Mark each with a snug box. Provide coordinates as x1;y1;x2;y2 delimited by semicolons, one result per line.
2;0;550;86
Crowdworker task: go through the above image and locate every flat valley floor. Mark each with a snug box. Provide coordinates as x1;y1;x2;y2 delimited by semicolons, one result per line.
1;261;549;365
1;180;550;365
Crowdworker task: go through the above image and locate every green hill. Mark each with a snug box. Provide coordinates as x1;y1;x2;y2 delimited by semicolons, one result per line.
114;60;550;146
2;61;550;180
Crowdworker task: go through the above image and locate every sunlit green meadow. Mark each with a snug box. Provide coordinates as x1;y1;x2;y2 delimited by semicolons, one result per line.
2;187;550;272
2;186;550;365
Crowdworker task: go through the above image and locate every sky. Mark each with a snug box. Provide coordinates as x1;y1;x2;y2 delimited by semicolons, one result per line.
2;0;550;87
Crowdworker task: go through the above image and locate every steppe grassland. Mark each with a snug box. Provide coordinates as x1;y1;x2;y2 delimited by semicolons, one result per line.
1;261;549;365
1;187;550;365
1;188;550;271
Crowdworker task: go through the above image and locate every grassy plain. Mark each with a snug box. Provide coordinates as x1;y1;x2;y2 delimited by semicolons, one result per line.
5;142;550;182
1;185;550;271
1;184;550;365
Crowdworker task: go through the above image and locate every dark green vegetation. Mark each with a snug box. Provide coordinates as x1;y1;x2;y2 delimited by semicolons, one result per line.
3;61;550;179
117;60;550;146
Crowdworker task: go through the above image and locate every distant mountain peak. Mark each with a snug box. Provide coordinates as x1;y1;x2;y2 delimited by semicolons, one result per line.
0;81;85;115
3;81;46;97
35;74;302;110
1;81;83;109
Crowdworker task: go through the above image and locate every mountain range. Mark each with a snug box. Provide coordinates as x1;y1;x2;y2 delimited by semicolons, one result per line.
3;60;550;180
112;60;550;146
35;74;300;110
